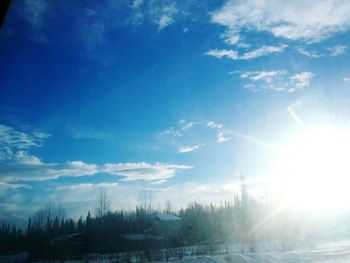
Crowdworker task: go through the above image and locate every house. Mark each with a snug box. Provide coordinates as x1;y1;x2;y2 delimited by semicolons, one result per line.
151;213;182;237
121;213;182;250
50;233;87;247
49;233;88;258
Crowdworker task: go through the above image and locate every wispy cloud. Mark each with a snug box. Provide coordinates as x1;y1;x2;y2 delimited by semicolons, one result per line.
56;182;119;191
1;151;99;182
212;0;350;43
208;120;274;149
158;15;174;30
207;121;223;129
162;120;196;138
231;130;275;149
239;70;286;83
220;30;250;48
22;0;49;43
162;127;184;138
207;121;232;143
1;152;191;183
101;163;192;181
328;45;347;56
240;45;287;60
0;125;191;183
220;30;240;45
0;124;49;161
152;2;177;30
181;121;194;131
132;0;144;9
205;44;287;60
0;182;31;190
289;72;314;91
217;131;232;143
178;144;205;153
296;44;347;58
295;46;320;58
205;49;238;60
237;70;314;92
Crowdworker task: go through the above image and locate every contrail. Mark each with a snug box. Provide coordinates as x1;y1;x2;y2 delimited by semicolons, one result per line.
231;130;275;150
287;106;306;129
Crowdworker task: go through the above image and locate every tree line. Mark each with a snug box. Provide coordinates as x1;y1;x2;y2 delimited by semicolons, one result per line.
1;182;348;260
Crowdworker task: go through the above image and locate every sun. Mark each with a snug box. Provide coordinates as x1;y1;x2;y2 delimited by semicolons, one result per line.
271;127;350;211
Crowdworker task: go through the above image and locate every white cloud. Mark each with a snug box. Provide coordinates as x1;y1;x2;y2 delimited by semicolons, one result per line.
344;77;350;82
211;119;275;148
150;179;167;185
0;124;49;161
207;121;223;129
101;163;192;182
162;120;196;138
0;182;31;190
1;152;99;182
205;49;238;60
289;72;314;91
238;70;313;92
212;0;350;43
158;15;174;30
240;44;287;60
132;0;144;9
328;45;347;56
0;125;191;183
181;121;194;131
296;46;320;58
220;30;250;47
0;152;191;183
178;144;205;153
239;70;286;83
205;44;287;60
217;131;232;143
207;121;232;143
156;2;177;30
162;127;184;138
56;182;119;191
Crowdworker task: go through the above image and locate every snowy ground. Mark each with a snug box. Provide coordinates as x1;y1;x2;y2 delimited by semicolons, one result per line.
172;240;350;263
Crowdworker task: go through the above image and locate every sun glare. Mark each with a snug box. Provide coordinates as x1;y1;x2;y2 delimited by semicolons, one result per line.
272;127;350;211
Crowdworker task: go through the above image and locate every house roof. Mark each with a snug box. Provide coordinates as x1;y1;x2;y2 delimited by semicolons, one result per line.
154;213;181;221
123;234;163;241
50;233;87;246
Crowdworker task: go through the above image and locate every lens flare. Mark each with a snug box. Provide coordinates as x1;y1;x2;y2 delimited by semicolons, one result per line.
271;127;350;211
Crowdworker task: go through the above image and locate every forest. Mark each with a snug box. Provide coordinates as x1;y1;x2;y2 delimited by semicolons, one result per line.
1;181;350;261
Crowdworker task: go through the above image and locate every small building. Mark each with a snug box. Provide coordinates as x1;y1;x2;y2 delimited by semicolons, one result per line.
50;233;88;258
151;213;182;237
50;233;87;247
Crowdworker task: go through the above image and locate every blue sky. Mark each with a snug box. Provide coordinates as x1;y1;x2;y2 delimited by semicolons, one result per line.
1;0;350;219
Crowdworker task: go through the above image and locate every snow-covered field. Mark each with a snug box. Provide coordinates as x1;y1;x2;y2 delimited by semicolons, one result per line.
172;240;350;263
7;240;348;262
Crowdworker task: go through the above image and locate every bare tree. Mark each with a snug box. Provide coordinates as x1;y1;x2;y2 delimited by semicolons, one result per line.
139;180;153;214
95;188;110;218
165;200;172;213
57;203;66;219
32;203;66;229
33;208;46;230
